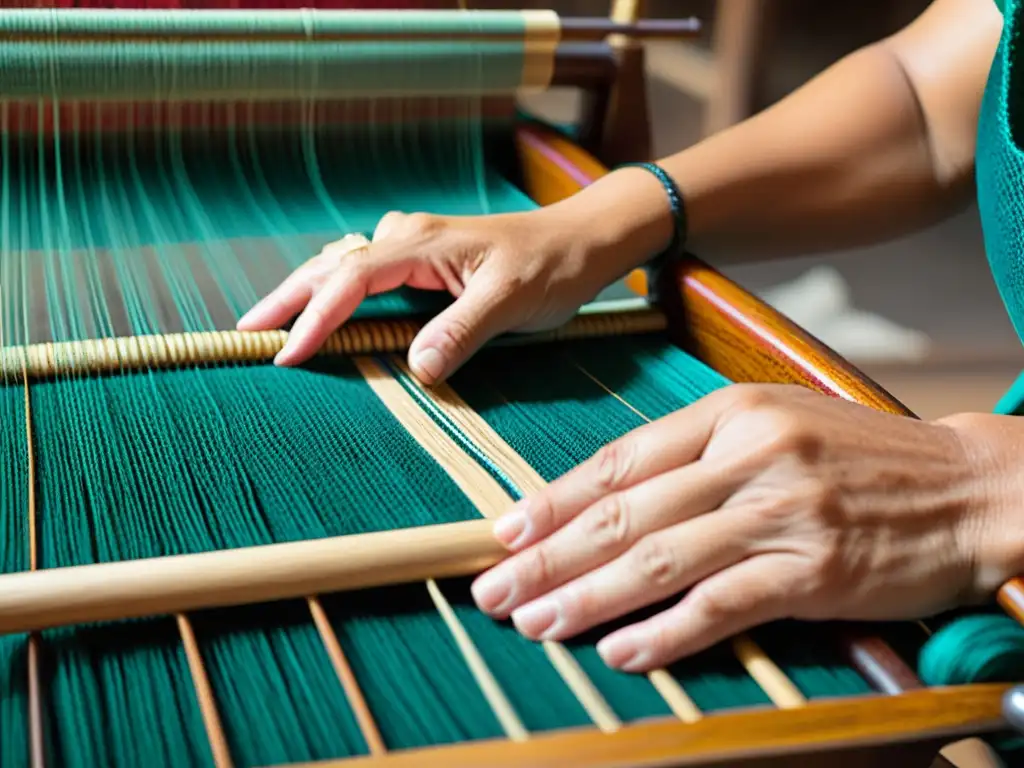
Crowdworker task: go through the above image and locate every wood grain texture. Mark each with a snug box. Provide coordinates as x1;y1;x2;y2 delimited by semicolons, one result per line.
657;261;914;415
283;684;1010;768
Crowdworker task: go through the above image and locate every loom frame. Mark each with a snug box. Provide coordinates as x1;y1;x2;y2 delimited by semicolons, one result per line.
0;6;1010;764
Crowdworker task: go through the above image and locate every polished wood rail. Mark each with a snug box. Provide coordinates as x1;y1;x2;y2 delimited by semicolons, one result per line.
283;684;1011;768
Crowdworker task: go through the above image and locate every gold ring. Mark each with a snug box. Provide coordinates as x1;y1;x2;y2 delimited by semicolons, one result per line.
333;233;372;261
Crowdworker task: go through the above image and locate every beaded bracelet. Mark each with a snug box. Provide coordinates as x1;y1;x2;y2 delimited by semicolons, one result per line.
618;161;688;269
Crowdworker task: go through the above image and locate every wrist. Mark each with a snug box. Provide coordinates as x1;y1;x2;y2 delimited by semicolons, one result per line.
939;412;1024;598
547;166;679;281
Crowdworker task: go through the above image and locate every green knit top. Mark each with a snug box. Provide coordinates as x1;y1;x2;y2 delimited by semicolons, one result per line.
978;0;1024;412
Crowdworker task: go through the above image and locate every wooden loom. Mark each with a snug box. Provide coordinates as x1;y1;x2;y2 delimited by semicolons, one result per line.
0;3;1019;768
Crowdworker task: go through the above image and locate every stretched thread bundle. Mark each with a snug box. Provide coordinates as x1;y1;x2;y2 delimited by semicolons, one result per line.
0;9;558;100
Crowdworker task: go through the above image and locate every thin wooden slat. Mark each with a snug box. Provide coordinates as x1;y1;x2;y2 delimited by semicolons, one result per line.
838;629;922;695
731;635;806;708
307;597;388;756
22;367;44;768
357;356;622;734
425;579;530;742
176;614;234;768
392;357;800;718
353;357;512;519
647;670;702;723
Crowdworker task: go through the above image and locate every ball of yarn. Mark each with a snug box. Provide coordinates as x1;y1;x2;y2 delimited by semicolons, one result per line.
918;614;1024;686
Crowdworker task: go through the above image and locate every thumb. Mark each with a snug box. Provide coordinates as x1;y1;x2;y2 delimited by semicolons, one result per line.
408;267;521;385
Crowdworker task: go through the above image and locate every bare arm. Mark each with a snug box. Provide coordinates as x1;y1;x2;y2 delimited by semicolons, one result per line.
244;1;1004;379
558;0;1003;266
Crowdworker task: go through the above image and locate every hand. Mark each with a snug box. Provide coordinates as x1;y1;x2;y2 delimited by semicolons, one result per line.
470;384;1017;672
236;205;640;384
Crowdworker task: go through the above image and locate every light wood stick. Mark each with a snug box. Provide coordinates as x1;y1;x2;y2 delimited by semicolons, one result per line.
176;614;234;768
23;368;45;768
0;520;505;636
307;597;388;756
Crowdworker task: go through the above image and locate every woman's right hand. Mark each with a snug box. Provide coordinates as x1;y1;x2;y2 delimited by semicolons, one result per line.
236;197;654;385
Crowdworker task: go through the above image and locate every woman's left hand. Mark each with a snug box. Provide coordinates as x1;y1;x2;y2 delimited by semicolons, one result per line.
470;383;1019;672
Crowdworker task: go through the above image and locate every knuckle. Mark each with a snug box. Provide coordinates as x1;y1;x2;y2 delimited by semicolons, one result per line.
526;494;556;537
558;581;597;625
644;623;674;664
773;420;825;462
740;407;823;464
633;537;678;588
434;314;475;356
726;383;779;412
751;477;835;528
523;544;555;589
403;211;440;236
586;494;631;551
594;440;635;492
375;210;405;233
687;581;746;623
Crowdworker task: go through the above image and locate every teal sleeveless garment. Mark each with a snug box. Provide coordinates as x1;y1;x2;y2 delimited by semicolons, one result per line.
979;0;1024;413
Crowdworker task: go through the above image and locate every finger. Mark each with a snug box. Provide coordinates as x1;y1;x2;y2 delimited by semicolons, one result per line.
506;508;755;642
406;262;520;384
237;234;369;331
236;258;334;331
489;390;735;553
275;246;421;366
471;460;738;617
595;554;797;672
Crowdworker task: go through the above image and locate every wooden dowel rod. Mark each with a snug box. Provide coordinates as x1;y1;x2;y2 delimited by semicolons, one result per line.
0;309;665;381
998;578;1024;627
307;597;388;757
176;614;234;768
837;629;922;695
0;520;506;636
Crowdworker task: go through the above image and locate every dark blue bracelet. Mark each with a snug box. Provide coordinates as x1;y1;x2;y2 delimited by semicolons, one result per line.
618;162;688;268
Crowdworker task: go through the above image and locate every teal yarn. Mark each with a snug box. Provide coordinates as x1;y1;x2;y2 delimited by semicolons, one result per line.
919;613;1024;758
918;614;1024;686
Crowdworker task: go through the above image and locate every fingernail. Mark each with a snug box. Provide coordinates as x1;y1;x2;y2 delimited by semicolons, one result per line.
493;509;528;549
274;344;296;366
410;347;445;382
471;570;514;615
512;599;561;640
237;305;262;329
597;633;648;671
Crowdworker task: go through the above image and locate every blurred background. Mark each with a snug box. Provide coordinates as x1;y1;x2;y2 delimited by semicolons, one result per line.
493;0;1024;419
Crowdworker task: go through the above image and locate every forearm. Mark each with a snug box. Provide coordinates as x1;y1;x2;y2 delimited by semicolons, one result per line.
553;0;1000;272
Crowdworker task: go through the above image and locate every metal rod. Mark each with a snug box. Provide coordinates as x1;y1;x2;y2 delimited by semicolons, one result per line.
560;17;702;41
0;11;701;43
